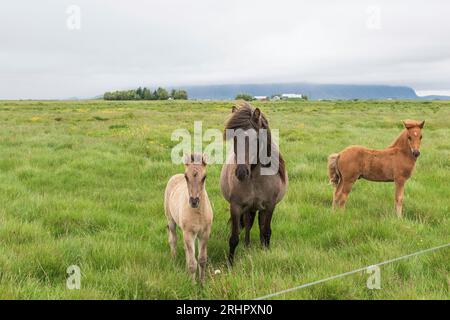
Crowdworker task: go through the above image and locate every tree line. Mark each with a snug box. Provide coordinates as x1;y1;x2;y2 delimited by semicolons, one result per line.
104;87;188;100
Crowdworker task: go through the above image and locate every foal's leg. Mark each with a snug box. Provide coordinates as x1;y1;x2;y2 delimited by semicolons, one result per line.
394;179;406;218
336;180;354;208
198;229;210;284
183;231;197;282
259;204;275;248
333;181;344;209
228;204;243;265
244;211;256;247
167;219;177;258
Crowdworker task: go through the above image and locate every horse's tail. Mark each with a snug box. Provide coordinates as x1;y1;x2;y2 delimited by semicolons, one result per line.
327;153;341;187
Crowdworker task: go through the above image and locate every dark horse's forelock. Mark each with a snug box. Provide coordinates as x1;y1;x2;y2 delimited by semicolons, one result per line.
223;102;269;138
223;102;286;183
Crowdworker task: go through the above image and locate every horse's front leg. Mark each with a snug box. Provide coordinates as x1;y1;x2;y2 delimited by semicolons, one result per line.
198;229;210;284
258;204;275;248
228;204;243;265
394;179;406;218
183;231;197;282
244;211;256;247
167;219;177;258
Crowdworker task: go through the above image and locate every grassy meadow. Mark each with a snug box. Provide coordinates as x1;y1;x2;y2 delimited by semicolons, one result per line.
0;99;449;299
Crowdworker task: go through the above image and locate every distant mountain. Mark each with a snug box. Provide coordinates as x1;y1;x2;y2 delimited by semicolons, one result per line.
90;83;450;101
418;95;450;100
181;83;421;100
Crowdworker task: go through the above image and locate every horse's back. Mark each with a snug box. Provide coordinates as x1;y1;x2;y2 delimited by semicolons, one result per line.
338;145;397;182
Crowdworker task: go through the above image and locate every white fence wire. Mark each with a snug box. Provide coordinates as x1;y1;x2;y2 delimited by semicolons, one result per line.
255;242;450;300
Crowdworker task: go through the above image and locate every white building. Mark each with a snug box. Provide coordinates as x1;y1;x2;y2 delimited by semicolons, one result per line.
281;93;303;99
253;96;269;101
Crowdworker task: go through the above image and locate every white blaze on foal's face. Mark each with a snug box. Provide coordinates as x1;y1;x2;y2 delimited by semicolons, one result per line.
403;120;425;158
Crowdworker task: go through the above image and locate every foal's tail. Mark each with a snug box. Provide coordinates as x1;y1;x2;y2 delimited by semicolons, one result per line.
327;153;341;187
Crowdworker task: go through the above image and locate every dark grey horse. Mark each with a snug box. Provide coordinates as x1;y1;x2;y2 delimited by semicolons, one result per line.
220;102;288;264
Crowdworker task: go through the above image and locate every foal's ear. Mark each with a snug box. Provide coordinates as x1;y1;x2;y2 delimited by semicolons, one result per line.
183;154;191;166
231;106;238;113
253;108;261;121
201;153;208;166
419;120;425;129
402;120;414;129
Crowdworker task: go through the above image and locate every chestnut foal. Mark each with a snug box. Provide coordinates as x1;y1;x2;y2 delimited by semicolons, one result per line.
328;120;425;217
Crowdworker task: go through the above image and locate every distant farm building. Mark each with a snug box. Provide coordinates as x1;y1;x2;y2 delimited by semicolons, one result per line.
253;96;269;101
281;93;304;99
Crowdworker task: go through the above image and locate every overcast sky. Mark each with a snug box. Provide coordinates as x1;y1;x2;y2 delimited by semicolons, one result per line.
1;0;449;99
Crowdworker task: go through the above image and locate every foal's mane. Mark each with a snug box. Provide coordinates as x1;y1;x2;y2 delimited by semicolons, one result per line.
223;102;286;183
389;129;408;148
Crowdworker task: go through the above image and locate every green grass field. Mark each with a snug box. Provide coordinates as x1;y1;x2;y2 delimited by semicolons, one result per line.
0;99;449;299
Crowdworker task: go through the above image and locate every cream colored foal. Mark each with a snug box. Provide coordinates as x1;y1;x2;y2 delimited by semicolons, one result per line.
164;154;213;283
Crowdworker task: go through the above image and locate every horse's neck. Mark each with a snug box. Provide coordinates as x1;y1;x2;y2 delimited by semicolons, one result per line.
389;129;408;151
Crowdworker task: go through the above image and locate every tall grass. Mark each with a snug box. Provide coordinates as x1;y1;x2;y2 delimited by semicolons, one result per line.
0;100;448;299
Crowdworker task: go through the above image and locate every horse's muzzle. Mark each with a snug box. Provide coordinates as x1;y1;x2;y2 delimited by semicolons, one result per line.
235;165;249;181
412;150;421;158
189;197;200;208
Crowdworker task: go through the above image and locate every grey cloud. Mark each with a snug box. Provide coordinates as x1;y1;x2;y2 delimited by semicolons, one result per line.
0;0;449;99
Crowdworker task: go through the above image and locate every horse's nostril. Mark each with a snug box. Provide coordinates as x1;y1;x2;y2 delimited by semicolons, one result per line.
413;150;421;157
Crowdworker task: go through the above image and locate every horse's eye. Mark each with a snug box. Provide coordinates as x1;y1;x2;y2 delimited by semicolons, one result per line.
408;136;411;141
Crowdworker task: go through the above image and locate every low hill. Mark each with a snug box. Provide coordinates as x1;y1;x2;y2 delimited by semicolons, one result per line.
183;83;420;100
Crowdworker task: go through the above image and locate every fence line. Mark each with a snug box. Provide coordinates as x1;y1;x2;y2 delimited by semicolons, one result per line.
254;242;450;300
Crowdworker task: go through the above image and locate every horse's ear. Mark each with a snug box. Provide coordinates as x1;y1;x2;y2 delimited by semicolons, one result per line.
231;106;238;113
419;120;425;129
253;108;261;121
402;120;414;129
